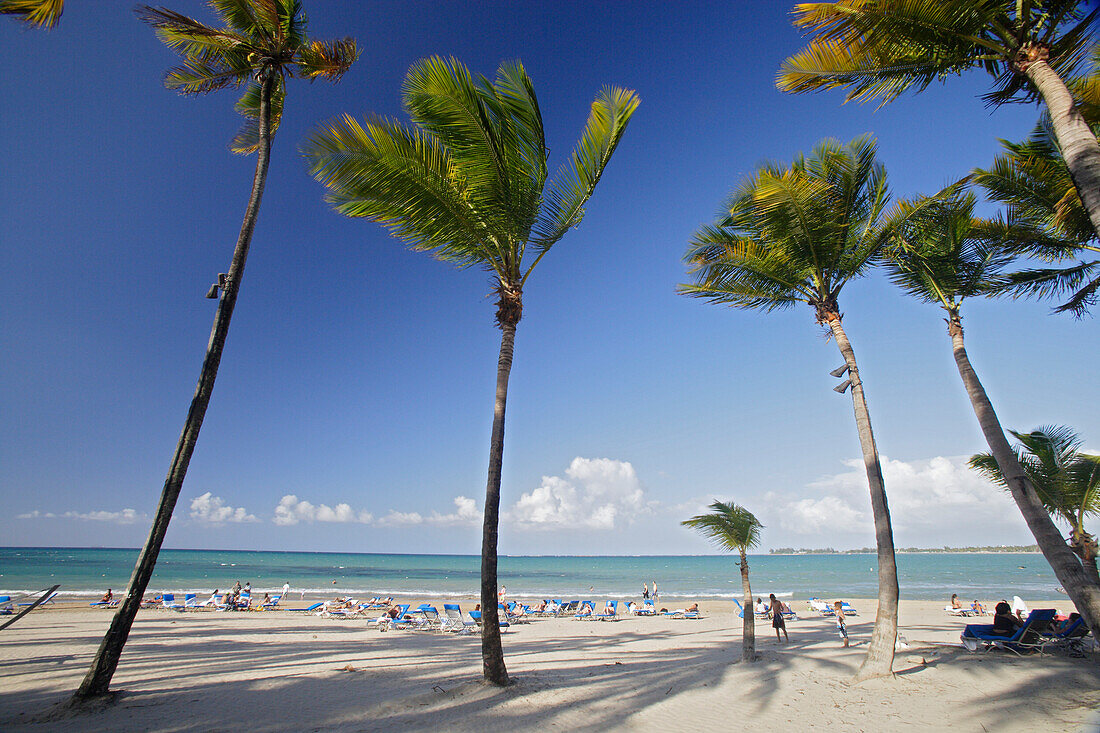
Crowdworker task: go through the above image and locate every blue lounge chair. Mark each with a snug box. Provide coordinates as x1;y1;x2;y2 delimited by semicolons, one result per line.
961;609;1057;654
732;598;769;619
574;600;595;620
469;610;509;632
1037;616;1091;654
21;592;59;608
0;596;12;615
261;595;281;610
635;599;657;616
285;602;324;612
595;600;619;621
161;593;184;611
442;604;478;634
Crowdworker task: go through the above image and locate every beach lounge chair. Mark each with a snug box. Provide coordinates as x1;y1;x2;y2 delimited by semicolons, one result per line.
442;604;477;634
1037;617;1092;655
574;600;595;620
261;595;281;610
161;593;185;611
469;610;509;632
635;599;657;616
22;592;59;608
595;600;619;621
556;600;579;617
89;598;119;608
182;593;201;610
0;596;12;614
663;608;700;619
286;602;324;612
375;604;413;630
412;605;443;630
961;608;1057;654
732;598;769;620
944;604;978;617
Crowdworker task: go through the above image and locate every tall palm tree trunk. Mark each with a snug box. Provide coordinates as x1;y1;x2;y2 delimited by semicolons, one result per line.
739;548;754;663
481;319;515;686
72;70;276;702
948;318;1100;638
826;316;898;680
1024;57;1100;243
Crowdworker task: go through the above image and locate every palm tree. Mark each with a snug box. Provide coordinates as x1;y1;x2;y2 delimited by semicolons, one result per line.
681;135;904;680
682;501;763;662
302;57;638;686
974;119;1100;316
0;0;63;28
71;1;357;702
777;1;1100;243
881;186;1100;638
972;426;1100;584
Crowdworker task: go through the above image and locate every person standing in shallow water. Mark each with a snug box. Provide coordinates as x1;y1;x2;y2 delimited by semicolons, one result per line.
770;594;788;643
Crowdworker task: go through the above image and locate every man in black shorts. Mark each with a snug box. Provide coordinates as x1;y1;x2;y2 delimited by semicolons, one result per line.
769;593;789;643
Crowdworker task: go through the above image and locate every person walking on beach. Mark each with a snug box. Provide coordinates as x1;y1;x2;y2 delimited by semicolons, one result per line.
498;585;506;603
652;581;659;605
834;601;849;647
642;583;649;601
769;594;788;643
282;581;290;601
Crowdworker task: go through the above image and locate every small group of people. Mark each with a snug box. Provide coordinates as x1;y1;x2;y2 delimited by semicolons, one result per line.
641;581;659;603
949;594;986;615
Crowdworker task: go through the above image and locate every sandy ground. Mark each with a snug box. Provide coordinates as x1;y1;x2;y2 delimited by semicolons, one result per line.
1;597;1097;732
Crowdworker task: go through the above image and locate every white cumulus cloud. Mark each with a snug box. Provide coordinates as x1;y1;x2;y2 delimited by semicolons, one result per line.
272;494;373;526
758;454;1026;547
190;492;258;524
507;457;650;530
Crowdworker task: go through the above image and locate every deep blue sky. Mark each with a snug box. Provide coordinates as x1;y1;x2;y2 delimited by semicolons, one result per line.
2;1;1096;555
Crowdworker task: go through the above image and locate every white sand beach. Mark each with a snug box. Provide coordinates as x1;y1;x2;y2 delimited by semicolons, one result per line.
1;598;1097;732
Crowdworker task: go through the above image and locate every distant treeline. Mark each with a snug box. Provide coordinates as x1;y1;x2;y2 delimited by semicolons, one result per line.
768;545;1040;555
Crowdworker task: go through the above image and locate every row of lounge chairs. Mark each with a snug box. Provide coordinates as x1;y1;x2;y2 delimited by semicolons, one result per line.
962;609;1092;655
1;591;60;614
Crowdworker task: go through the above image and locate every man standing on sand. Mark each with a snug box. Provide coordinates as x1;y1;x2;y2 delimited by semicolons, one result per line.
652;581;659;605
282;581;290;601
769;594;789;643
642;583;649;601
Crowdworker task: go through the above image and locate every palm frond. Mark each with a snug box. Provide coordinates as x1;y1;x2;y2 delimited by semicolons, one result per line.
528;85;640;266
295;38;359;81
136;6;249;59
302;114;493;269
779;1;1096;107
229;79;285;154
682;501;763;553
0;0;63;28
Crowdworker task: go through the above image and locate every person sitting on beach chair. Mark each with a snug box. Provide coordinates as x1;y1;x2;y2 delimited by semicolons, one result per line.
991;601;1022;636
971;600;986;615
99;589;113;604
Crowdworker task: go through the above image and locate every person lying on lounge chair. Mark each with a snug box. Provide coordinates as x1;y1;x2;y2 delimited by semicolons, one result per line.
99;589;113;604
971;600;986;615
258;593;272;609
686;603;699;613
603;601;615;614
991;601;1022;636
755;598;768;615
950;594;963;609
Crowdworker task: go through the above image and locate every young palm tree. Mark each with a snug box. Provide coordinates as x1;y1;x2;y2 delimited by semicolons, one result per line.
72;1;357;702
682;501;763;662
681;135;904;680
777;1;1100;242
881;187;1100;637
303;57;638;686
972;426;1100;584
0;0;63;28
974;120;1100;316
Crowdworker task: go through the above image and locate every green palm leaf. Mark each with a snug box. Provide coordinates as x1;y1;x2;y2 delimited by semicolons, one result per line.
0;0;63;28
682;501;763;553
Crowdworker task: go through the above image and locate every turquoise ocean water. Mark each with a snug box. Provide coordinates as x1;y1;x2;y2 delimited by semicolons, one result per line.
0;548;1065;602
